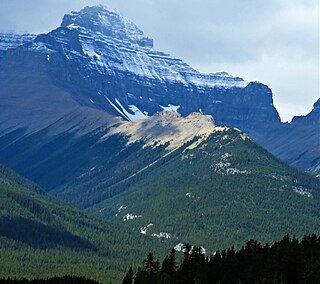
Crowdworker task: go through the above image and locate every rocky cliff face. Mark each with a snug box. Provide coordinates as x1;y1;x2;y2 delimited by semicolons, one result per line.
0;33;35;51
0;33;35;58
5;6;280;134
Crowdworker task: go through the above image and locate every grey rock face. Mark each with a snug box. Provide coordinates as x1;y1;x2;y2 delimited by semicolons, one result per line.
20;5;280;135
0;33;35;58
0;33;35;51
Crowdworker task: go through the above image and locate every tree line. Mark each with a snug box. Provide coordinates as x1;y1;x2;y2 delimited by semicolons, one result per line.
123;234;320;284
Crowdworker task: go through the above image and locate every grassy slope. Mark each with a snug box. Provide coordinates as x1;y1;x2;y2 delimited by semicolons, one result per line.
0;165;169;283
87;129;320;251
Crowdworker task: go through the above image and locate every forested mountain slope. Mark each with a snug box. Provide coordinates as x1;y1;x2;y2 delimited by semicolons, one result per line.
86;126;320;250
0;165;169;283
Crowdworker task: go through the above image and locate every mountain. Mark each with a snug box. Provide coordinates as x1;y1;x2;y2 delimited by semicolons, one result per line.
50;111;217;207
0;6;282;192
255;99;320;173
0;6;280;130
0;5;317;180
0;5;317;175
81;115;320;250
0;164;169;283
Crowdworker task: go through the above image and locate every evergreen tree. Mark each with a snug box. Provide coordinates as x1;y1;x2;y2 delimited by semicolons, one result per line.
161;249;177;282
125;234;320;284
122;267;134;284
135;253;160;284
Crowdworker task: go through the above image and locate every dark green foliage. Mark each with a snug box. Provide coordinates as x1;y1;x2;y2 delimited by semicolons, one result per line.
134;253;161;284
1;127;320;282
0;275;99;283
0;216;96;250
161;249;177;282
122;268;134;284
126;234;320;284
0;165;169;283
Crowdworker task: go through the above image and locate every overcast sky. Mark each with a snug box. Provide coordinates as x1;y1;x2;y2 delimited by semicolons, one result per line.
0;0;318;121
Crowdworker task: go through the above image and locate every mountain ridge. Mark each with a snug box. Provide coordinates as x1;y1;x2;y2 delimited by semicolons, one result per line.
87;126;320;250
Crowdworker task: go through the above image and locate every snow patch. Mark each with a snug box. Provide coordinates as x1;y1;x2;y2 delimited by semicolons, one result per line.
118;205;127;212
123;213;142;222
67;24;81;29
115;99;149;121
140;223;154;235
174;243;206;254
127;92;135;99
293;187;313;198
160;104;181;113
240;133;249;141
127;105;149;121
226;168;249;175
174;243;185;252
105;96;129;120
152;232;171;239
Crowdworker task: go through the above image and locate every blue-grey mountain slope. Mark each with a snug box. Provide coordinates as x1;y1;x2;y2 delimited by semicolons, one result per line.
254;99;320;174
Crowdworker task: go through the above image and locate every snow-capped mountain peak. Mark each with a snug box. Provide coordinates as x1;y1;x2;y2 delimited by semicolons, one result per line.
28;5;249;90
61;5;153;48
14;5;280;132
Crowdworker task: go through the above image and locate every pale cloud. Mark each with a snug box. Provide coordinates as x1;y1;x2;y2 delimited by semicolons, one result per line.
0;0;318;121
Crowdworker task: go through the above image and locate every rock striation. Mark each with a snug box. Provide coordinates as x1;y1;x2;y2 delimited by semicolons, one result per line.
3;6;280;133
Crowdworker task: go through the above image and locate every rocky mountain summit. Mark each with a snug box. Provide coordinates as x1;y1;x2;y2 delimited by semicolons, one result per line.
61;6;154;48
12;6;280;131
